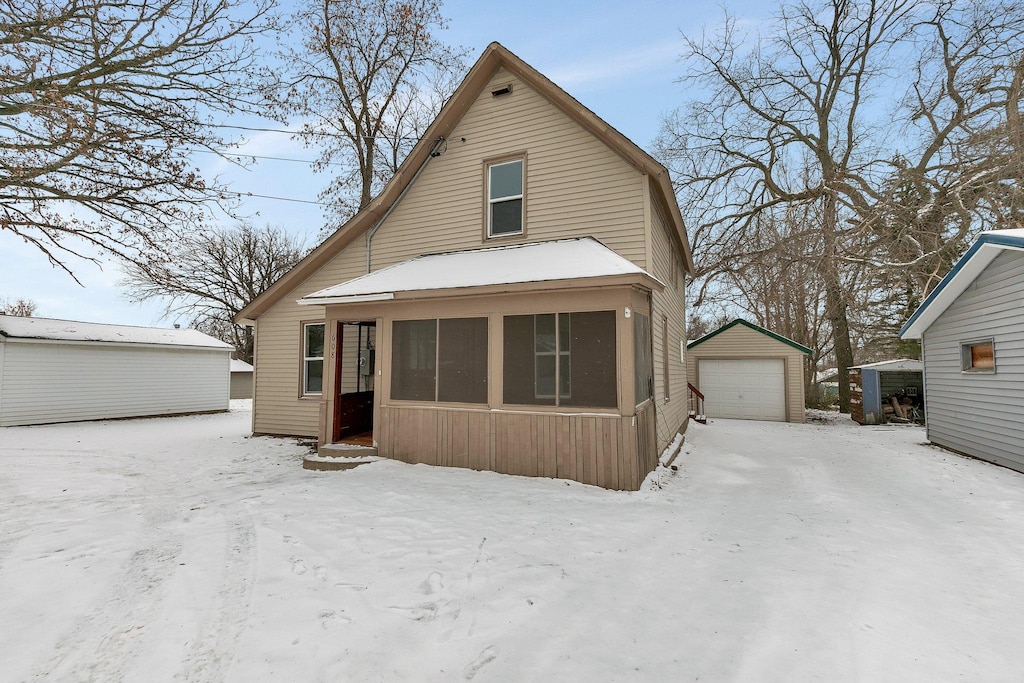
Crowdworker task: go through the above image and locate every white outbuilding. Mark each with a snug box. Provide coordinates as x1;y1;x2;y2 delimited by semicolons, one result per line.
0;316;232;426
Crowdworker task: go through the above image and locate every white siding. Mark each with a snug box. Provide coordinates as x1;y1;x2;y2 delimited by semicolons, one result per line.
921;250;1024;470
0;340;230;427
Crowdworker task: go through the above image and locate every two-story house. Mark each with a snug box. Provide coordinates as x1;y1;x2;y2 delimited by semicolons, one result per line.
235;43;695;490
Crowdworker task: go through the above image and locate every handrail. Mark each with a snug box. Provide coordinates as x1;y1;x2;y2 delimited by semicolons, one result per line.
687;382;707;424
687;382;704;400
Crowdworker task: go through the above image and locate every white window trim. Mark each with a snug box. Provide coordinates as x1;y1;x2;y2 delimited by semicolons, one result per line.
960;338;996;374
487;159;524;238
303;322;325;395
533;313;570;402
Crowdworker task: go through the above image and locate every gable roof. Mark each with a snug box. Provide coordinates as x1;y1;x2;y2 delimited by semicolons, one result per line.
298;238;663;305
236;41;692;324
899;229;1024;339
0;316;232;349
687;318;812;355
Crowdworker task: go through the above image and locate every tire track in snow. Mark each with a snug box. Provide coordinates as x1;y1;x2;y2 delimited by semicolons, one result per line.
176;504;258;681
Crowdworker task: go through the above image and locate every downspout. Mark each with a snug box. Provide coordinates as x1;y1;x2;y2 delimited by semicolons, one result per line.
365;137;447;273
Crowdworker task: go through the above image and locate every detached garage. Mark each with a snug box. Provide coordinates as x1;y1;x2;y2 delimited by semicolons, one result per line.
687;319;811;423
0;316;232;427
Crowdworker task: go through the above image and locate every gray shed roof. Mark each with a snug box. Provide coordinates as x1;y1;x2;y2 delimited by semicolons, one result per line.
900;229;1024;339
0;316;231;350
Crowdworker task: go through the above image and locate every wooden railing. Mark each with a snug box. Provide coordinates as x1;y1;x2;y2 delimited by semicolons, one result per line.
687;383;707;424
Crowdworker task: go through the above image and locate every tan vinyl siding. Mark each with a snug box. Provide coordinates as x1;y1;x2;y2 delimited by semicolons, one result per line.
252;68;651;438
368;68;647;270
649;192;689;447
0;341;229;426
921;250;1024;470
686;325;806;423
252;245;368;436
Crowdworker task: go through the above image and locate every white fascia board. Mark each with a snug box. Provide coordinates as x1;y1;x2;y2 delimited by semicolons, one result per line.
297;293;395;306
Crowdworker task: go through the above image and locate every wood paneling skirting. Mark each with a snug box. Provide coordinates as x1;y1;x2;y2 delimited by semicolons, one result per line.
379;403;658;491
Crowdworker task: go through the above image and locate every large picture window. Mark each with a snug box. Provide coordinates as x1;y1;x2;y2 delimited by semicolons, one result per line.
503;311;617;408
391;318;488;403
487;159;523;237
302;322;325;395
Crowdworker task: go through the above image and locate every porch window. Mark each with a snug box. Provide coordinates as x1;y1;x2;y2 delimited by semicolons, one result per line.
503;311;617;408
487;159;523;237
391;318;488;403
302;322;325;395
634;313;653;403
961;339;995;373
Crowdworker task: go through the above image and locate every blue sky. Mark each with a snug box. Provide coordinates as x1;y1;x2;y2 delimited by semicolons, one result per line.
0;0;765;327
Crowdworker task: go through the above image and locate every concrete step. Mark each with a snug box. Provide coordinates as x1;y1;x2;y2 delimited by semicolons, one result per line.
303;442;380;471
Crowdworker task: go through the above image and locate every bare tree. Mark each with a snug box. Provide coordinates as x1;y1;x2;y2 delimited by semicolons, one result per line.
122;224;306;362
659;0;1024;412
271;0;465;227
0;0;276;280
0;298;37;316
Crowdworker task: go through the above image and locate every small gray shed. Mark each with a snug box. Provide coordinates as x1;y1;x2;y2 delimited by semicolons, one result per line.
900;229;1024;472
0;316;232;426
230;359;254;399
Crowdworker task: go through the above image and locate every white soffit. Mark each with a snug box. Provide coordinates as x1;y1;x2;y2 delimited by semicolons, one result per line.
298;237;659;305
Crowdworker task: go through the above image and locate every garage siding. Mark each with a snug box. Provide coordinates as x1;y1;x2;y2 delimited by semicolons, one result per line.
686;323;807;423
0;341;230;426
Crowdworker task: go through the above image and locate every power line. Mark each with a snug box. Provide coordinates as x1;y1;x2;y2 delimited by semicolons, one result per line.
219;189;329;206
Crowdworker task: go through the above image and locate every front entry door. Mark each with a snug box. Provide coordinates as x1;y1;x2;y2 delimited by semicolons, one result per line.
333;322;376;442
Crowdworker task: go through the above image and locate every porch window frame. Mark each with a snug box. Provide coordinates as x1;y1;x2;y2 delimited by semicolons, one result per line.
390;316;489;405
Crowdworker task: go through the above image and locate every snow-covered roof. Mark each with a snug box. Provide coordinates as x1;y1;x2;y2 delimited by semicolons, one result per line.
851;359;922;372
230;359;254;373
299;238;662;305
900;229;1024;339
0;316;232;350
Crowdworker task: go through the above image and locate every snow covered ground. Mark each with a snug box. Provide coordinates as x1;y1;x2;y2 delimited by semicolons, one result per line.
2;403;1024;682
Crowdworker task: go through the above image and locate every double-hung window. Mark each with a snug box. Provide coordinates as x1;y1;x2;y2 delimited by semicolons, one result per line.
302;322;325;395
487;158;524;237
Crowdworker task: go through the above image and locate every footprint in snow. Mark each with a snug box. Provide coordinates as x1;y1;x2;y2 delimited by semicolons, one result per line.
420;571;444;595
464;646;498;680
314;565;327;580
292;559;307;575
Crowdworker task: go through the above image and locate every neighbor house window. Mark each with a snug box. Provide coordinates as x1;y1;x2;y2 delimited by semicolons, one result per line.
391;318;487;403
634;313;653;403
961;339;995;373
487;158;523;237
662;315;671;401
503;311;616;408
303;322;325;395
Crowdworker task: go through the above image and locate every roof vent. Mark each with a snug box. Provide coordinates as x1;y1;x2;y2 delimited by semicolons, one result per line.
491;84;513;98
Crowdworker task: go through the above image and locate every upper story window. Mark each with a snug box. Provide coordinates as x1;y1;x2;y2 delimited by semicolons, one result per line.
487;158;524;237
961;339;995;373
302;322;325;395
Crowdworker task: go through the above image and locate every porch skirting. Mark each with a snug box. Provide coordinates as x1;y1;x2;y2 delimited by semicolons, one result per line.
377;401;658;491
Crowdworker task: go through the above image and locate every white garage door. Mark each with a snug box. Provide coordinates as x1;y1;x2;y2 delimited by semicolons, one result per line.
698;359;787;421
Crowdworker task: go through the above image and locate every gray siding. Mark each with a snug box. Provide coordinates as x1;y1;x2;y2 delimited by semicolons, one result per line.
922;249;1024;470
0;340;230;426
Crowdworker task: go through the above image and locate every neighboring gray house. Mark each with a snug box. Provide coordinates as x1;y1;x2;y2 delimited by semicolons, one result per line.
230;359;254;399
0;316;232;427
900;229;1024;472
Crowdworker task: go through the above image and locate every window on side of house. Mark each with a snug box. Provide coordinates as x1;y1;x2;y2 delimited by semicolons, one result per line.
391;318;488;403
634;313;653;403
503;311;617;408
662;315;671;401
487;159;523;237
961;339;995;373
302;322;325;395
